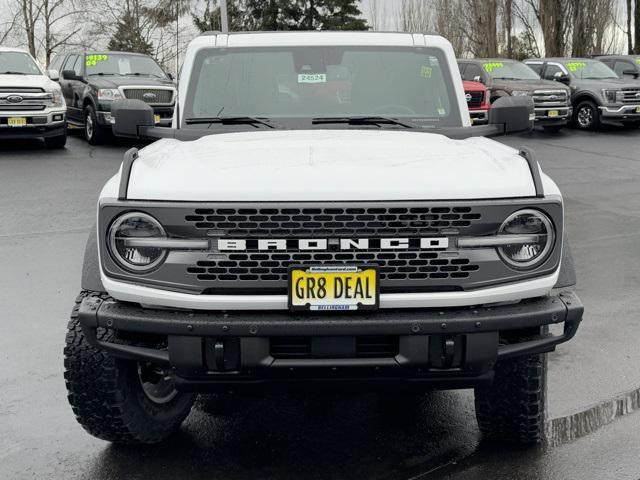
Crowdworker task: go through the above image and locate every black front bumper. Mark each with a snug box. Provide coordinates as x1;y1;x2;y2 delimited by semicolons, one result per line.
78;290;582;391
0;125;65;140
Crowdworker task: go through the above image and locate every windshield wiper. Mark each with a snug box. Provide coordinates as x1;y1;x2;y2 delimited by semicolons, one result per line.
0;71;27;75
127;72;163;78
88;72;122;76
312;116;417;128
185;116;275;128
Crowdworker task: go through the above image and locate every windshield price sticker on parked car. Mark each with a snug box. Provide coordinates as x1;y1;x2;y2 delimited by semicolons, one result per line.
483;62;504;73
288;265;379;312
298;73;327;84
565;61;586;72
86;54;109;67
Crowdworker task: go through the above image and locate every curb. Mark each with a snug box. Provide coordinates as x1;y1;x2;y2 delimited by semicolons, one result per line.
546;386;640;445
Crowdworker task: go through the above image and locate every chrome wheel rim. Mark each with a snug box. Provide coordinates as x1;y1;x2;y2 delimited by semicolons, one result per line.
577;106;593;128
138;362;178;405
85;113;94;139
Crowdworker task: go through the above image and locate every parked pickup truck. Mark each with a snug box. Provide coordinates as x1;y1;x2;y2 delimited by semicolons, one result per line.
463;80;490;125
458;58;572;132
594;54;640;81
525;57;640;129
0;47;67;148
49;50;176;144
64;31;583;446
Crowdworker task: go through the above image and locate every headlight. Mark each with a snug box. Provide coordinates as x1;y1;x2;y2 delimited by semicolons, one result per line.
497;209;555;270
108;212;167;272
511;90;532;97
98;88;124;101
47;87;65;108
602;89;623;104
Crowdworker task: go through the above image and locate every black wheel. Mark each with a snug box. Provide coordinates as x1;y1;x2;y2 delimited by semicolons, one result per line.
542;125;563;134
474;352;546;445
44;133;67;149
83;105;107;145
64;291;195;444
573;100;600;130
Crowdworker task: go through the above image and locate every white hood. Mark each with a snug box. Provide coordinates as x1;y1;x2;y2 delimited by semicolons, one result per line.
0;74;57;90
124;130;537;201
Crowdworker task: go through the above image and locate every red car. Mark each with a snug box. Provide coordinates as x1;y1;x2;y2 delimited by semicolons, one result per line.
463;80;490;125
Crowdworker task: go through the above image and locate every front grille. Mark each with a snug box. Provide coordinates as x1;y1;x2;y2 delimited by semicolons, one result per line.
123;88;174;104
269;336;399;359
532;90;568;107
466;91;484;108
621;88;640;104
185;206;483;237
187;252;479;284
0;87;44;93
0;105;45;111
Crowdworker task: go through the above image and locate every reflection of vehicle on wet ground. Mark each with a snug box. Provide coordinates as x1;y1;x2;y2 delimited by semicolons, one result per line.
458;58;572;133
463;80;490;124
525;57;640;130
49;50;175;144
64;31;582;448
0;47;67;148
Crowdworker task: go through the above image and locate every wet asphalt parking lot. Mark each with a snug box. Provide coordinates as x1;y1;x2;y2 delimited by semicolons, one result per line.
2;127;640;479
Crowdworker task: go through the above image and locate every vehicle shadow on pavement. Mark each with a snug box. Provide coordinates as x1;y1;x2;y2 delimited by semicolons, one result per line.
79;391;480;480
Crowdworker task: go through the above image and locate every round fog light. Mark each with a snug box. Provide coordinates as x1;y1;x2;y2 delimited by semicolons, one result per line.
498;209;555;270
108;212;167;272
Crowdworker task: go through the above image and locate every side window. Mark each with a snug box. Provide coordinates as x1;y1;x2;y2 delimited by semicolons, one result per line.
62;54;77;74
614;61;635;78
527;63;543;75
458;63;466;75
543;64;564;81
72;55;83;76
49;54;64;72
463;64;484;83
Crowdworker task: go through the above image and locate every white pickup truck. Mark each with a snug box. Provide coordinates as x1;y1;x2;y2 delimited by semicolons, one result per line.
0;47;66;148
64;31;582;446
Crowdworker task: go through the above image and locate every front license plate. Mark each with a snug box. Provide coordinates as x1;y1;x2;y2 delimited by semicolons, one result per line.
548;110;559;117
288;265;379;312
154;114;161;124
8;117;27;127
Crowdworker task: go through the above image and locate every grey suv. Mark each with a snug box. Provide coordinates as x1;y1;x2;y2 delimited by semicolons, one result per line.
525;57;640;129
458;58;571;132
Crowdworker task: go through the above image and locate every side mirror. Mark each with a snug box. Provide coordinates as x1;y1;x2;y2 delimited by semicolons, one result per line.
47;69;60;81
553;71;570;84
166;72;174;81
111;99;154;138
473;75;483;84
489;96;534;135
622;69;639;79
62;70;79;81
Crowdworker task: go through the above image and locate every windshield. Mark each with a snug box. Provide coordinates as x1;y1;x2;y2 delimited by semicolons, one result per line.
483;61;540;80
0;52;42;75
564;60;617;79
184;46;462;128
85;53;167;78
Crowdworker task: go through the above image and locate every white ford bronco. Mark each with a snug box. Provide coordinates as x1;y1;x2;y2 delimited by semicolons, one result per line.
65;31;583;445
0;47;67;148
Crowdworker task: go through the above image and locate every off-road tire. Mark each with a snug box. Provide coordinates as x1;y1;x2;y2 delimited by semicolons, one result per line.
83;104;108;145
64;290;195;444
474;353;547;445
44;132;67;149
573;100;600;130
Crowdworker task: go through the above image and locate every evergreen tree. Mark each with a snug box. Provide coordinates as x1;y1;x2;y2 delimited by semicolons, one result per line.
317;0;368;30
107;12;153;54
192;0;247;32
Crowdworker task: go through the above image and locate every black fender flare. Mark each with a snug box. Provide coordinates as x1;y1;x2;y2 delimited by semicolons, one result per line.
555;234;577;288
81;225;105;292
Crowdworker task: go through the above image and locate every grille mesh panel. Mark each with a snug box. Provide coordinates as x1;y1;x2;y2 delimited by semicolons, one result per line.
185;206;482;238
186;251;479;283
123;88;173;104
466;91;484;108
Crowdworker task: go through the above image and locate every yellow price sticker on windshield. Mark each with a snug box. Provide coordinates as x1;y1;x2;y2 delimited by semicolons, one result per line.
635;59;640;65
565;62;586;72
86;54;109;67
420;66;433;78
483;62;504;73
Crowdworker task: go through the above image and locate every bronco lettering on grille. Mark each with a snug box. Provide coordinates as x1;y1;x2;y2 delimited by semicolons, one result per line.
217;238;449;251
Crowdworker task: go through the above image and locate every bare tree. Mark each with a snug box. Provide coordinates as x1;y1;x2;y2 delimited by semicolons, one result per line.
17;0;40;56
40;0;84;66
503;0;513;56
0;11;19;45
635;0;640;53
395;0;432;32
432;0;466;55
627;0;633;53
462;0;498;57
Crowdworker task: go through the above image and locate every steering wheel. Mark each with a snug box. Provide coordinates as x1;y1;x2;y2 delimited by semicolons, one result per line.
371;104;417;115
